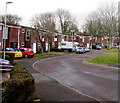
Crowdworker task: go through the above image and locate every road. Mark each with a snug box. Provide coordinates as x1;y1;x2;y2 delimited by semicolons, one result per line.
33;50;119;102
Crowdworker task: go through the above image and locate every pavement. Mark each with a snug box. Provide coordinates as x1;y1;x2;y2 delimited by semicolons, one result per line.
18;53;119;103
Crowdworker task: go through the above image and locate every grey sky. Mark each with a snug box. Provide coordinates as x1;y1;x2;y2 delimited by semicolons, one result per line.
0;0;119;30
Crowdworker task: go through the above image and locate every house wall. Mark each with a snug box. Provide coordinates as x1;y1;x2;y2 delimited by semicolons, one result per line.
19;28;25;48
0;23;119;52
6;27;18;48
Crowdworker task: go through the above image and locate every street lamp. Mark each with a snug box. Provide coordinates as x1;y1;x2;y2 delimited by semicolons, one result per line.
71;30;74;42
71;30;75;50
3;2;13;59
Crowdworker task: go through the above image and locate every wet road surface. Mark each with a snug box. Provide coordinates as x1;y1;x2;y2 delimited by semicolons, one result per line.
33;50;119;102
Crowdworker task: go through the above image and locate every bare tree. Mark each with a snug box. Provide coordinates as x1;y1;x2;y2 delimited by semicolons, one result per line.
1;14;22;25
83;2;118;49
98;2;118;48
31;12;56;53
55;9;79;34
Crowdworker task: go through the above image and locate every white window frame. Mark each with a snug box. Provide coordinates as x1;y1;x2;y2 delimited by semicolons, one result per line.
26;30;30;41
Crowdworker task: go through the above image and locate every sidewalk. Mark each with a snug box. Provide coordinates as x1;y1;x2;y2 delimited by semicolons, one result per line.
32;73;101;102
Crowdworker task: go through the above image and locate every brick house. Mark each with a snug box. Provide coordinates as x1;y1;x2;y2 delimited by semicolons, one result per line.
0;23;39;53
0;23;119;53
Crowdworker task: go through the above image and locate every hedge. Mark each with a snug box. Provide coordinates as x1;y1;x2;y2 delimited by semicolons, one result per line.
2;63;35;103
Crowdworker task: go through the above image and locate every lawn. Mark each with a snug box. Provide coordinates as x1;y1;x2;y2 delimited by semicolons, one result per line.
34;53;53;57
104;48;119;53
85;54;120;64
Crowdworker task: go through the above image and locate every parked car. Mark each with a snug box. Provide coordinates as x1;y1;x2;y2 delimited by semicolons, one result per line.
92;45;101;50
83;47;90;52
0;48;22;58
0;59;10;65
12;48;23;58
76;47;85;54
112;45;119;49
20;48;34;58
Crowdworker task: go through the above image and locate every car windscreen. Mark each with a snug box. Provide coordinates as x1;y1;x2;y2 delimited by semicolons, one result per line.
28;49;33;51
5;48;14;51
20;49;26;51
13;49;20;52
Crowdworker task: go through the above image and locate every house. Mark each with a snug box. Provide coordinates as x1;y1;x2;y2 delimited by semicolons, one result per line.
0;23;39;53
0;23;119;53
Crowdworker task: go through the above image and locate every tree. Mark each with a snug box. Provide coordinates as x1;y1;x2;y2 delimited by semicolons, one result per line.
31;12;56;53
83;2;118;49
55;9;79;34
1;14;22;25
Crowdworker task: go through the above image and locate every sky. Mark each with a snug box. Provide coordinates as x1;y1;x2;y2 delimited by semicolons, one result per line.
0;0;119;30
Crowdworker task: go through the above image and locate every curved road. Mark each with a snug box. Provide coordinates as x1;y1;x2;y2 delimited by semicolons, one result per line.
33;50;118;102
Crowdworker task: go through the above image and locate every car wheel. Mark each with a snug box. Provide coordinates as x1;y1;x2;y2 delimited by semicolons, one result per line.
24;54;28;58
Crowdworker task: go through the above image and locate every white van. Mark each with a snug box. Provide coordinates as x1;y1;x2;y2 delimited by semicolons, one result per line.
58;41;79;52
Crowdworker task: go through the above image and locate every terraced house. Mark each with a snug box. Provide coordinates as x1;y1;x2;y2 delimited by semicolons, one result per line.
0;23;119;52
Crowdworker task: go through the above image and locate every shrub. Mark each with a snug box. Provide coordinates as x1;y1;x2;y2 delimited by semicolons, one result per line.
5;53;15;64
2;64;35;103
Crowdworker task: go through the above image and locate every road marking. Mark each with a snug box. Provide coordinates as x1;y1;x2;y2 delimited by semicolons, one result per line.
32;57;102;102
32;58;53;68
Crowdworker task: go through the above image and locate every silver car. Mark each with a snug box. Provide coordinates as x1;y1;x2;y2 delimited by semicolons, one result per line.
76;47;85;54
83;47;90;52
0;59;10;65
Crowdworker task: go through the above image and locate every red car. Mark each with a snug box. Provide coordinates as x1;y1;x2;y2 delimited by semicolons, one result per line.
20;48;34;58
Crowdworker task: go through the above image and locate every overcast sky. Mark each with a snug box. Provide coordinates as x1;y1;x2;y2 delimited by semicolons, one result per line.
0;0;119;30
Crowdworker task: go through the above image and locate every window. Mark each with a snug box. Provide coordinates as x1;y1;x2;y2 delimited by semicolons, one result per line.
21;42;25;46
26;36;30;41
42;36;44;42
13;48;20;52
0;26;2;30
76;37;79;39
54;36;57;41
20;48;26;51
55;36;57;38
22;29;25;33
28;49;33;51
26;30;30;41
5;48;14;51
61;43;66;45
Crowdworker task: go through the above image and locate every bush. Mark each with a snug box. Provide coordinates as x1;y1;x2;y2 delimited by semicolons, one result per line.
2;64;35;103
5;53;15;64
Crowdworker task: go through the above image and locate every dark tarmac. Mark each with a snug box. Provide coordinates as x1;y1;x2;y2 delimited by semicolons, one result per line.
19;51;119;103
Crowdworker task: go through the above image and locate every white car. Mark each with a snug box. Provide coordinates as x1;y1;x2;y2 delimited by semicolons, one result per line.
76;47;85;54
0;59;10;65
83;47;90;52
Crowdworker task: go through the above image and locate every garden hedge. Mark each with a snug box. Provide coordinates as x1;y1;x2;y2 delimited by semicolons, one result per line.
2;64;35;103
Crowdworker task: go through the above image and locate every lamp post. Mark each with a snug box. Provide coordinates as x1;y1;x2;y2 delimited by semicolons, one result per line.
71;30;74;42
3;2;13;59
71;30;74;50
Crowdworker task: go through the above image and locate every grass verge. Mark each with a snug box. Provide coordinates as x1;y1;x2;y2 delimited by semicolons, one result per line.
34;53;53;57
103;48;119;53
85;54;120;64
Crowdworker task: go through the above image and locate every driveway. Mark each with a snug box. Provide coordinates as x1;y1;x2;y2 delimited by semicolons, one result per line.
33;50;119;102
